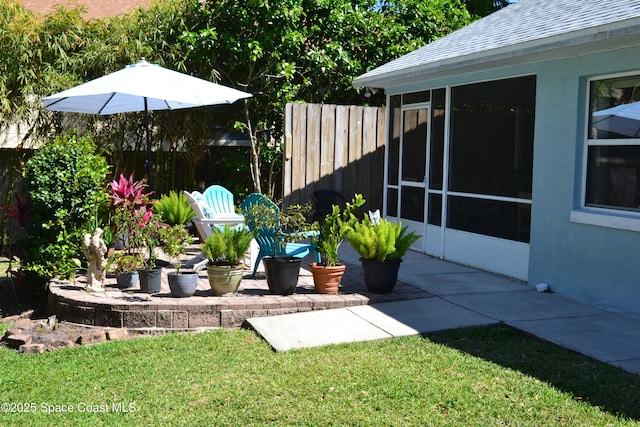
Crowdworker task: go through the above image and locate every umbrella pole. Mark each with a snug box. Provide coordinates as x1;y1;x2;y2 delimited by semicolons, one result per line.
144;99;153;190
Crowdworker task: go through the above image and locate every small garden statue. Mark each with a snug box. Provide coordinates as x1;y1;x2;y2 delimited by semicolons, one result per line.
82;228;108;292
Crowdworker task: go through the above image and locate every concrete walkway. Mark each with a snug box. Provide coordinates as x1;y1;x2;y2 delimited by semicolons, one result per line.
246;246;640;375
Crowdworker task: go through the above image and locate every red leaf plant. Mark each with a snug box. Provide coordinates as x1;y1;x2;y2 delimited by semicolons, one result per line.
2;193;31;228
109;173;153;208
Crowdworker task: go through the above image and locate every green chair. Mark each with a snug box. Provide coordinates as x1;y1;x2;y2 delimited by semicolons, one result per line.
241;193;317;278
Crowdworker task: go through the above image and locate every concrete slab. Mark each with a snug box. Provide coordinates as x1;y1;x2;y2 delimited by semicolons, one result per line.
248;297;498;351
346;305;420;337
246;309;393;351
349;298;498;335
509;313;640;364
444;290;609;322
401;271;528;296
399;257;479;276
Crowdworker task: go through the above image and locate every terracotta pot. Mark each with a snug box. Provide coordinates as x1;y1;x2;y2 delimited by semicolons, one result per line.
310;262;346;295
206;263;244;296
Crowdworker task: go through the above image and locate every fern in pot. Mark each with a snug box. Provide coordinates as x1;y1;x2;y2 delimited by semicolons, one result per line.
153;191;195;226
201;225;254;296
160;224;198;297
346;211;419;293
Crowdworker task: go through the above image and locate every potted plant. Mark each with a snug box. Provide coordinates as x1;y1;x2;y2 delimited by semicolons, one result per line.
109;251;144;289
137;218;165;293
160;224;199;297
108;173;154;289
346;211;420;293
201;225;254;296
310;193;365;294
246;200;315;295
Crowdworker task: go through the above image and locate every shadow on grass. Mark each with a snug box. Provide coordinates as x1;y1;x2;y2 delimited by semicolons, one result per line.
427;325;640;421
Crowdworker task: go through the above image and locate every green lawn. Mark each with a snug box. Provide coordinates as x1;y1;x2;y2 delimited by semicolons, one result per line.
0;324;638;426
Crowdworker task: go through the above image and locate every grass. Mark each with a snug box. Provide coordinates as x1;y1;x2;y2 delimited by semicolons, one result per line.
0;324;638;426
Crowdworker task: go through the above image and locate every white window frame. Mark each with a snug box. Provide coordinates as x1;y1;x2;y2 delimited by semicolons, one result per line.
571;71;640;232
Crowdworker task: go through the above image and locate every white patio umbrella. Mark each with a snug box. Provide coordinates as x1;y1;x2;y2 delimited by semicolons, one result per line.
591;101;640;138
43;58;252;188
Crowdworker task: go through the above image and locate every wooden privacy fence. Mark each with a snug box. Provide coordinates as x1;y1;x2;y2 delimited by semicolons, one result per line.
283;103;386;211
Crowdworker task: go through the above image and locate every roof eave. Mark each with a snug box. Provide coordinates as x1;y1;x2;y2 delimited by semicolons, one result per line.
354;18;640;89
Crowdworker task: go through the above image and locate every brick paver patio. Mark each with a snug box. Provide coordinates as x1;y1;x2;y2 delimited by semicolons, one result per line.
49;247;432;330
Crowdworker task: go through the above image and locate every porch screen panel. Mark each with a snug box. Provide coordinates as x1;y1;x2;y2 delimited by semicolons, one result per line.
450;76;535;198
448;76;535;243
447;196;530;242
401;109;427;183
401;186;425;222
429;89;446;190
387;187;398;217
428;193;442;226
388;95;401;185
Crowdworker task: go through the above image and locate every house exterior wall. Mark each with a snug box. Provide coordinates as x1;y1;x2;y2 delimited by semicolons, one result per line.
383;44;640;318
530;46;640;319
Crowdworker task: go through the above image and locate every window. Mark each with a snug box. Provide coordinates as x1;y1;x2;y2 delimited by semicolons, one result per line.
587;74;640;213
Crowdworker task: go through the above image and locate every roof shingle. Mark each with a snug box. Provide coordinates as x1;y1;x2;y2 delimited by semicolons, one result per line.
354;0;640;87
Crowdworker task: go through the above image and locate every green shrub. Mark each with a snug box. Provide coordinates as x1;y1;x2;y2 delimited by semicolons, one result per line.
159;224;192;272
347;216;420;261
313;194;366;266
153;191;194;225
20;134;110;282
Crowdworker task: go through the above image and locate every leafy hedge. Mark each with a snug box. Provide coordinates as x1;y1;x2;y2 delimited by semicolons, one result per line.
20;135;110;283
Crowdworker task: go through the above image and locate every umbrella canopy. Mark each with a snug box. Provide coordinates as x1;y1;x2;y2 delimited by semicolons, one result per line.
43;59;252;187
591;101;640;138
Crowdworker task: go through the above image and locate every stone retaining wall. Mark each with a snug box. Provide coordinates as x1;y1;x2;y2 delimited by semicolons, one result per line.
47;265;431;330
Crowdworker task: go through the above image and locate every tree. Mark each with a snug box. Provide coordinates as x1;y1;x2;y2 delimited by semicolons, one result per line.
177;0;473;195
0;0;475;197
463;0;511;17
0;2;91;145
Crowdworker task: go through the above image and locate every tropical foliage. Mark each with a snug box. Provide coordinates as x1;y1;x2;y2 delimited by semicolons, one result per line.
0;0;479;196
108;173;158;271
158;224;192;272
314;193;366;266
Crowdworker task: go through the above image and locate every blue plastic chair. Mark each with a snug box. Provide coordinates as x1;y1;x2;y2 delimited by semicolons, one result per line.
241;193;317;278
202;185;245;222
184;188;245;243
